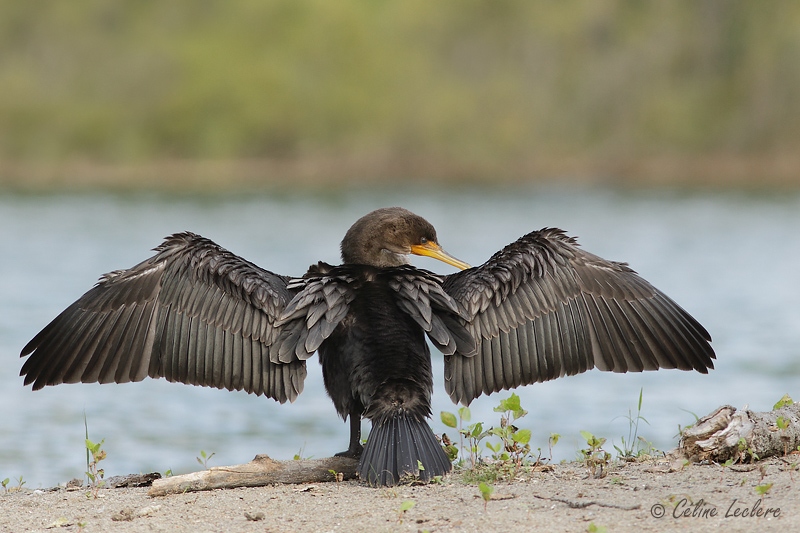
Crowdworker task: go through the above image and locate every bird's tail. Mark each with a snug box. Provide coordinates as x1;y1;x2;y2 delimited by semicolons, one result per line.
358;410;452;486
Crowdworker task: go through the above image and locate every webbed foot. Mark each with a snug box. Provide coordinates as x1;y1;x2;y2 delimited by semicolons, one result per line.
334;443;363;459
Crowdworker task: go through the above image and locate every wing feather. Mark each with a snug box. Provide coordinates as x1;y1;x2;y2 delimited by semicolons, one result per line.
443;228;715;405
20;232;305;403
271;265;357;364
384;266;474;357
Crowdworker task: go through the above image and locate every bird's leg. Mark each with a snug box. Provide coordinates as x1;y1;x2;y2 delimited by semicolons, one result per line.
335;409;363;459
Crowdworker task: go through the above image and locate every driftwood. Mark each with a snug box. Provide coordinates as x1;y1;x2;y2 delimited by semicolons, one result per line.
679;403;800;463
148;454;358;497
106;472;162;488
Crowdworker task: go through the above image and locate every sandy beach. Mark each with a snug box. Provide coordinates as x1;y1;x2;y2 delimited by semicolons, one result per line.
2;454;795;533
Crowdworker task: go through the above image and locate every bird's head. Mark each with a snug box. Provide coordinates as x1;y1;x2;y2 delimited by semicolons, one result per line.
340;207;471;270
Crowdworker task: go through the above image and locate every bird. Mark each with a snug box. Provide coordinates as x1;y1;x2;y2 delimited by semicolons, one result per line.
20;207;715;486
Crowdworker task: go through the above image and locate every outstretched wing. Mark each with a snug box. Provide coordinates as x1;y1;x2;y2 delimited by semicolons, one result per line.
442;228;715;405
20;232;306;403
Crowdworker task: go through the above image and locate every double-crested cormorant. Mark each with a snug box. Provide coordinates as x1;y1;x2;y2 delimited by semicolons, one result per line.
20;207;715;486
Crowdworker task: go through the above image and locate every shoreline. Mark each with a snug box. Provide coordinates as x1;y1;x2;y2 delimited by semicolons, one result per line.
2;152;800;193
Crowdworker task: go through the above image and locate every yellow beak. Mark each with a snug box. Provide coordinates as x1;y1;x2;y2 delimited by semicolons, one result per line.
410;242;471;270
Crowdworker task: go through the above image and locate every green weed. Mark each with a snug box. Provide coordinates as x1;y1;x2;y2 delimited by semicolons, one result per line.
2;476;25;493
776;416;791;456
548;433;560;462
487;394;532;468
580;431;611;478
773;394;794;410
755;483;773;496
442;392;541;480
85;438;107;498
83;413;106;498
397;500;415;523
441;406;486;469
613;388;658;460
293;445;313;460
736;437;759;464
196;450;215;469
478;482;494;511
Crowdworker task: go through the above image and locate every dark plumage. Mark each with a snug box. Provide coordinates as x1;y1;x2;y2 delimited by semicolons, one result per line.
20;207;715;486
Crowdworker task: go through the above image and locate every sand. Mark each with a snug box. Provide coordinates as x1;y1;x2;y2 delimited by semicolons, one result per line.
1;453;797;533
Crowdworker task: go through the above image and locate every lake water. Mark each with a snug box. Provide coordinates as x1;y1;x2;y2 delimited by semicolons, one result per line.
1;186;798;488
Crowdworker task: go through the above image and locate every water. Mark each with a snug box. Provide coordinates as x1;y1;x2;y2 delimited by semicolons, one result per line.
1;186;798;488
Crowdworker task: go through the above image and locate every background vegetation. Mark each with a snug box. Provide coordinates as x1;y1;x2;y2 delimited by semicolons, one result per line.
1;1;798;190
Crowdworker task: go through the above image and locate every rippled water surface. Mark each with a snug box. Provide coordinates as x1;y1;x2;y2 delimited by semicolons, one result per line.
2;186;798;488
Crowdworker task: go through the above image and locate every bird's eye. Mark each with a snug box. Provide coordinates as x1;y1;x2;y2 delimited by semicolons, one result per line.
420;237;428;244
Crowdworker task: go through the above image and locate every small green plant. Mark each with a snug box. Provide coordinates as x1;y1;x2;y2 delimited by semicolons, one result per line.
85;438;107;498
548;433;560;462
441;432;459;462
488;393;532;468
83;412;107;497
293;445;313;460
445;394;546;483
580;431;611;478
736;437;759;463
773;394;794;410
773;416;792;457
755;482;773;496
613;388;657;460
787;459;799;483
196;450;215;469
3;476;25;493
329;469;343;482
441;406;488;468
587;523;608;533
397;500;415;522
478;481;494;511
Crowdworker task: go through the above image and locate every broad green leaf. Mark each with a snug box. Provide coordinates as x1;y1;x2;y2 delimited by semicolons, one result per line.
513;429;531;445
400;500;415;512
440;411;458;428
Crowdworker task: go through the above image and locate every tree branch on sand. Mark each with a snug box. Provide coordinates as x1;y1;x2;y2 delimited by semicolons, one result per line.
148;455;358;497
680;402;800;464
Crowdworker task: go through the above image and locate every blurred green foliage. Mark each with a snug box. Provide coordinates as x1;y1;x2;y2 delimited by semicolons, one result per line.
1;1;798;168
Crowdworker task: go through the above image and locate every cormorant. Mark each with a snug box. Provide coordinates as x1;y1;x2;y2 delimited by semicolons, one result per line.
20;207;715;486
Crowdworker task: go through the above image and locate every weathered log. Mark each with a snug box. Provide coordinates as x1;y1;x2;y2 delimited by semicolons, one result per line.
679;402;800;463
107;472;162;488
148;454;358;497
